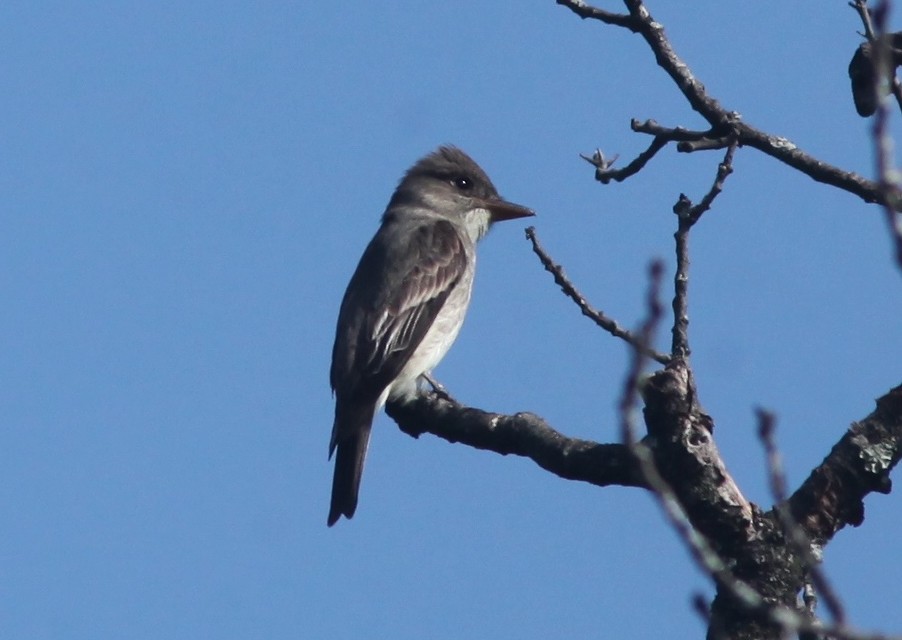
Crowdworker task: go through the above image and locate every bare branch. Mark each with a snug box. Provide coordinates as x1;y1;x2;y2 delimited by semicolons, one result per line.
852;0;879;39
625;362;799;639
618;259;665;444
757;409;848;625
631;119;715;140
385;392;647;489
555;0;637;29
639;367;901;640
684;142;738;225
586;120;725;184
388;374;901;640
869;0;902;270
525;226;672;364
737;123;889;206
670;210;692;360
587;136;668;184
544;1;902;636
569;0;896;210
788;382;902;545
668;143;738;359
620;0;731;125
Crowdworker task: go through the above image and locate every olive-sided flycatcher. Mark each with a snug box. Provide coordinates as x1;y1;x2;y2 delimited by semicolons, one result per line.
328;146;534;526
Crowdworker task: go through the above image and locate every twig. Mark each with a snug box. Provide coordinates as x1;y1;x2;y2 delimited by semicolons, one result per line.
852;0;878;38
757;409;847;625
631;119;716;140
684;142;738;225
555;0;637;29
634;119;737;153
668;143;738;358
584;136;668;184
869;0;902;271
585;121;729;184
618;260;665;444
670;203;692;360
570;0;896;208
525;226;672;364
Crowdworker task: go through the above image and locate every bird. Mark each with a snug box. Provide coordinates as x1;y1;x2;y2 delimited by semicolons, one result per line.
328;145;534;526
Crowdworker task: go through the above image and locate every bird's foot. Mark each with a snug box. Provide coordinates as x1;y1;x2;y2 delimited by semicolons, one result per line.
421;372;456;403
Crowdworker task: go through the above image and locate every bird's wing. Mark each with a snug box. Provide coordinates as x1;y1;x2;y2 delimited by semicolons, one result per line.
331;218;468;398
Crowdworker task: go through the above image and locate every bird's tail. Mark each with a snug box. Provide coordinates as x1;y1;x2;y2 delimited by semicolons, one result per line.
327;402;375;526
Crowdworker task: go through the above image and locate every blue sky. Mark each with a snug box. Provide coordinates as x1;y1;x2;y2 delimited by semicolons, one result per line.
2;2;900;638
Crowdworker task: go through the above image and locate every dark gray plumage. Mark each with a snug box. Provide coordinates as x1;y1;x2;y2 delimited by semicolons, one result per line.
328;146;533;526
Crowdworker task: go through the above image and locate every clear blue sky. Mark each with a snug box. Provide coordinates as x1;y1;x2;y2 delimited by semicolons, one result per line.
2;2;900;638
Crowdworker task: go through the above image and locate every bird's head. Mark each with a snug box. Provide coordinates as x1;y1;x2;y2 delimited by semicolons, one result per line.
386;146;534;242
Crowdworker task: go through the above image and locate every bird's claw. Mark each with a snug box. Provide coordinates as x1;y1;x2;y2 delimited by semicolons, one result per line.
422;372;456;402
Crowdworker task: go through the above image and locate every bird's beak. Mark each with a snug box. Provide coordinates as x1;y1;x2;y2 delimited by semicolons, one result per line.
484;198;535;222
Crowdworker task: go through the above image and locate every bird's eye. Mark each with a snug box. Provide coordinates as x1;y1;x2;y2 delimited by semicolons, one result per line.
451;175;472;191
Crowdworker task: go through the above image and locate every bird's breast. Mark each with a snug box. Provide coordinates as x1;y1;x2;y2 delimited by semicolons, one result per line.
385;265;475;402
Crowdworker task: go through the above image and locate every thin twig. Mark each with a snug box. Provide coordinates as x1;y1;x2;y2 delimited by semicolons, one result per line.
525;226;672;364
588;121;730;183
686;143;738;225
586;136;668;183
555;0;638;29
668;143;738;358
852;0;879;38
870;0;902;271
618;260;665;444
670;209;692;360
631;119;717;140
757;409;848;625
572;0;896;208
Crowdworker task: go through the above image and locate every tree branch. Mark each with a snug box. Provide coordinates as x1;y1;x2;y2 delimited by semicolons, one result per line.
757;409;847;625
585;135;668;184
544;1;902;636
385;393;648;489
525;226;672;364
867;1;902;271
670;144;738;359
736;122;888;206
788;382;902;545
569;0;896;210
555;0;637;29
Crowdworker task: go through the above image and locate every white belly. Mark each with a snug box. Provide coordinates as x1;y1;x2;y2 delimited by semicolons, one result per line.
381;267;474;405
